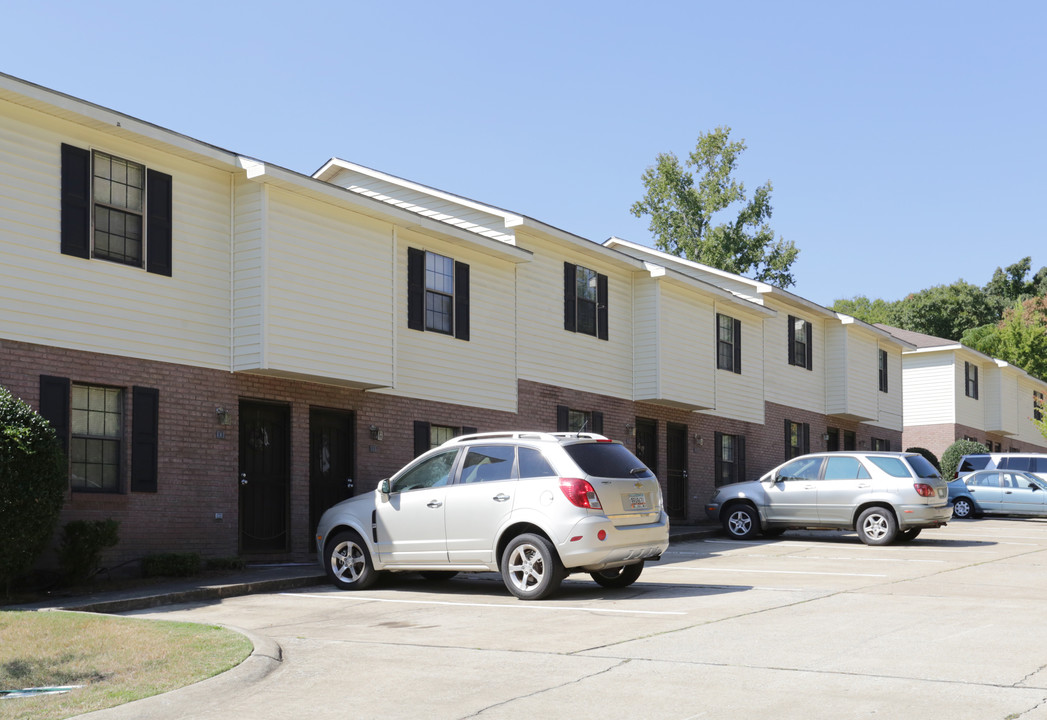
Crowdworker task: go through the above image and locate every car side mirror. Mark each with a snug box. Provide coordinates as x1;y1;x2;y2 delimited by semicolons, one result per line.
379;479;390;495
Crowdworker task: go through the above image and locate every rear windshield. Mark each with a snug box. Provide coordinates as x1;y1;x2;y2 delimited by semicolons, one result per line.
868;457;911;478
563;442;654;479
904;454;942;479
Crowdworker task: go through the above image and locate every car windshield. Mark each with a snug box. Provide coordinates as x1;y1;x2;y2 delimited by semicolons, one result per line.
904;455;942;479
563;442;653;479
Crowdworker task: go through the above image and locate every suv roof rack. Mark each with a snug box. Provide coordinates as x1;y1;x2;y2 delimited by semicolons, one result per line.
441;431;610;446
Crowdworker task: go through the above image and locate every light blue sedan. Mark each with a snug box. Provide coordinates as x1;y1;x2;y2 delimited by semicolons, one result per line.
948;469;1047;519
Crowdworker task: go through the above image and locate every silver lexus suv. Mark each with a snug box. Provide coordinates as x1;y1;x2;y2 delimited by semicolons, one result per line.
315;432;669;600
705;451;951;545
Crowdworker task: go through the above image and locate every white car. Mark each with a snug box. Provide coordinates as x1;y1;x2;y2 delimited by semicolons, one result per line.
315;432;669;600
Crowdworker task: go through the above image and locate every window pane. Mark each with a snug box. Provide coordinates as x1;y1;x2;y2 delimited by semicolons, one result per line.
519;447;555;478
392;450;458;492
576;266;598;302
429;424;457;448
425;252;454;293
425;291;452;333
868;456;910;478
460;446;515;483
825;456;864;479
577;298;597;336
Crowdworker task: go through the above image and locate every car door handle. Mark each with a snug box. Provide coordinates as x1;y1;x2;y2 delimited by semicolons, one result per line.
493;493;511;502
427;500;443;509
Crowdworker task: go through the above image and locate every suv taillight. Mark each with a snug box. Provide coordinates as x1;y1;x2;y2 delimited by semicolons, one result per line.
559;478;603;509
914;483;936;498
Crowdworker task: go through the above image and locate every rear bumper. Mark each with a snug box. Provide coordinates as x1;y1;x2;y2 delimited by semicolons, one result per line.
897;503;953;528
556;512;670;571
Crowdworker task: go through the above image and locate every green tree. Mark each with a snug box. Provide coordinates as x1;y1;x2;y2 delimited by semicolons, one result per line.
631;126;799;288
962;297;1047;380
0;386;67;596
888;281;997;341
831;296;897;325
983;257;1040;315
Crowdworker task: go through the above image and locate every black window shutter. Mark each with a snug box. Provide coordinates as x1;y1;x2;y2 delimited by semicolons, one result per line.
805;321;813;370
563;263;576;332
787;316;796;365
460;426;477;437
39;375;71;456
60;144;91;259
413;420;430;456
591;411;603;435
885;439;892;452
407;248;425;331
784;419;792;460
597;273;609;341
733;318;742;374
803;423;811;455
737;435;746;482
556;405;569;432
454;261;470;341
146;169;173;276
131;386;159;492
713;315;721;368
714;431;723;483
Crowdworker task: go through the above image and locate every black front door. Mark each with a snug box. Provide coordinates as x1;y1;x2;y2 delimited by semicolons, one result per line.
666;422;688;521
635;418;658;477
309;408;355;552
239;401;290;553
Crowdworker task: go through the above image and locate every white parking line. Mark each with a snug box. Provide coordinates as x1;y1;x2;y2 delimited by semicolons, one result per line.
650;566;886;578
282;592;687;616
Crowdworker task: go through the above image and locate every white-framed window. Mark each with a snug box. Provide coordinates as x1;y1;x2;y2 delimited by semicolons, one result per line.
70;384;123;492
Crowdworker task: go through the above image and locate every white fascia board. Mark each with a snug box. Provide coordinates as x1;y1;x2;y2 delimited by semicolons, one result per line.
314;158;526;228
835;313;917;350
645;262;776;318
0;72;242;171
244;159;532;264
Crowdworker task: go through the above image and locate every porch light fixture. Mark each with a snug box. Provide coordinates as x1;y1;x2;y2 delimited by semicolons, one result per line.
215;407;232;426
625;423;635;437
369;424;383;441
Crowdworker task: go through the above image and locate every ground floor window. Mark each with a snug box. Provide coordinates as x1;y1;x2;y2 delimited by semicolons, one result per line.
556;405;603;434
871;437;891;451
714;432;746;486
70;384;122;492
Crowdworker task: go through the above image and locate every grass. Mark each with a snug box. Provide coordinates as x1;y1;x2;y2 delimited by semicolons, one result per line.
0;610;252;720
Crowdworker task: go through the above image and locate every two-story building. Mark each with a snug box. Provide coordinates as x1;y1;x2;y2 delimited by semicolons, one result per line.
0;72;913;568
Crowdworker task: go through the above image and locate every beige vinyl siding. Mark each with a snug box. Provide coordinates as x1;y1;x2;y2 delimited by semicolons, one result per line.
982;364;1018;436
231;178;265;370
515;233;634;399
955;353;987;429
875;344;903;432
1016;376;1047;446
825;325;878;421
763;306;824;413
373;228;517;411
0;102;231;368
631;279;714;409
901;351;956;425
700;302;765;424
259;188;394;387
323;168;514;243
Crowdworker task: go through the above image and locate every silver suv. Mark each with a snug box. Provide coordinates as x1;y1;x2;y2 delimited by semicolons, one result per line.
315;432;669;600
705;452;951;545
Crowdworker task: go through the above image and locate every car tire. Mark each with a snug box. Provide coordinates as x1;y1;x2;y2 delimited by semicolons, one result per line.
856;506;898;546
897;528;921;542
325;529;379;590
590;561;644;589
723;504;760;540
501;533;565;600
952;498;975;519
420;571;459;581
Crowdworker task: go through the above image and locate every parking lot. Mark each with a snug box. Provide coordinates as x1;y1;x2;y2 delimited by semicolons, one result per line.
120;518;1047;720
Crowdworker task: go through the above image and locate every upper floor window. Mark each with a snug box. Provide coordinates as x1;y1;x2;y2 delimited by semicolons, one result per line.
1034;390;1044;422
407;248;469;340
965;361;979;399
60;144;172;276
717;314;742;373
564;263;608;340
878;349;889;393
787;315;813;370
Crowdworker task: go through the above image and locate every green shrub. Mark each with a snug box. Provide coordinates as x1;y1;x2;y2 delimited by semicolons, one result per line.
142;552;201;578
58;519;120;585
940;439;990;481
905;446;942;473
0;386;68;596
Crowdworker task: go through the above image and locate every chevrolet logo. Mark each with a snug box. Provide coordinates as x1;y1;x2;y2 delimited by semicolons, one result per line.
634;481;644;489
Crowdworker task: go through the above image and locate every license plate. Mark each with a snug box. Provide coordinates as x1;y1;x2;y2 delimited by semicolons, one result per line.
627;493;649;510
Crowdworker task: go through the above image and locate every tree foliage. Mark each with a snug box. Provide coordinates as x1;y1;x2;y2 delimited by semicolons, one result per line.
831;296;896;326
889;281;998;341
962;297;1047;381
0;386;67;596
631;126;799;288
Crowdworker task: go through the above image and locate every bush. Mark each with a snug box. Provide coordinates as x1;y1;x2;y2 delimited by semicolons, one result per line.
142;552;201;578
905;446;941;473
58;519;120;585
205;556;245;572
940;439;990;481
0;386;68;596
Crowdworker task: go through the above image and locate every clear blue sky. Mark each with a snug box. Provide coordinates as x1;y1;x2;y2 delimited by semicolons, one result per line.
4;1;1043;307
